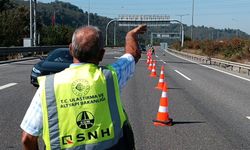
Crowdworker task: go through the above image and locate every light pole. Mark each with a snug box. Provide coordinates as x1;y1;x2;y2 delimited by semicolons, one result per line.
88;0;90;25
105;19;117;46
191;0;194;40
29;0;33;46
176;14;189;42
176;14;189;23
33;0;37;46
113;21;116;46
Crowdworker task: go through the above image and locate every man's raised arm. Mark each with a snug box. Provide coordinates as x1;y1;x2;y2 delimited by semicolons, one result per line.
125;24;147;63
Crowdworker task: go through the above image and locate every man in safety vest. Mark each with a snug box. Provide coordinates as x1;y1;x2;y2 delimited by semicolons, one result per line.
21;24;147;150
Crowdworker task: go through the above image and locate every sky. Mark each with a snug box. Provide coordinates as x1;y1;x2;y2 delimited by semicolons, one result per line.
39;0;250;34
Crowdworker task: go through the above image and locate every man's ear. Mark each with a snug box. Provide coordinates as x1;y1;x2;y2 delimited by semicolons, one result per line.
98;49;105;61
69;43;74;56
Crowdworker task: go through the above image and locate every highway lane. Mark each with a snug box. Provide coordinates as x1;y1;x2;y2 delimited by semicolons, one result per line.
0;59;39;149
0;48;250;149
121;48;250;150
0;49;128;149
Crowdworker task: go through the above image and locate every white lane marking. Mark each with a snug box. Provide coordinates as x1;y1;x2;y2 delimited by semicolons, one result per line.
174;70;192;81
12;59;38;64
247;116;250;120
155;55;158;58
165;50;250;82
0;83;18;90
0;64;8;67
161;60;167;64
0;59;39;67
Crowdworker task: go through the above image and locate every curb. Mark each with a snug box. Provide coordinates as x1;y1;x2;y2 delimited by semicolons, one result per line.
0;57;38;64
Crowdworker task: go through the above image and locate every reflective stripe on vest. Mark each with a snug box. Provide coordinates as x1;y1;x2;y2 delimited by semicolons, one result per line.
44;68;123;150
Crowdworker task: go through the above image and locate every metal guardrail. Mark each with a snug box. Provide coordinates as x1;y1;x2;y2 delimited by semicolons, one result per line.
167;48;250;76
0;45;68;56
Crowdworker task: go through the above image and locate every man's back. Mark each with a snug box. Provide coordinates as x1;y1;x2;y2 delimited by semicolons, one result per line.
38;64;127;149
21;25;147;150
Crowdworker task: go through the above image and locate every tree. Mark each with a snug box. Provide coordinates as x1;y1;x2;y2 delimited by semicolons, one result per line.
40;25;74;45
0;6;29;46
0;0;14;13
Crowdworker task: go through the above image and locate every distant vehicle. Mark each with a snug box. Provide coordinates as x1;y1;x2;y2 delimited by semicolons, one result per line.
140;44;146;51
30;48;73;87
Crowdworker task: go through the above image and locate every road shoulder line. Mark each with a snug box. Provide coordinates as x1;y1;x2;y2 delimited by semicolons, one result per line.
165;49;250;82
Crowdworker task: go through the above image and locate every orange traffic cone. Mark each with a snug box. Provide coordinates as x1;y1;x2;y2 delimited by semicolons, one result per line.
147;56;151;64
153;82;173;126
147;50;152;57
155;65;165;90
150;60;157;77
148;59;153;70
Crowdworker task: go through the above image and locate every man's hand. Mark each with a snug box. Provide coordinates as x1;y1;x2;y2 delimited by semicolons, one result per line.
22;131;39;150
125;24;147;63
128;24;147;35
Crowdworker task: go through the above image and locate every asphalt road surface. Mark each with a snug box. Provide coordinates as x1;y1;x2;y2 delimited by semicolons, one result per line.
0;47;250;150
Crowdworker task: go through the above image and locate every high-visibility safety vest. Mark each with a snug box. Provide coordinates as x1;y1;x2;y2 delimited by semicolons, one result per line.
38;64;127;150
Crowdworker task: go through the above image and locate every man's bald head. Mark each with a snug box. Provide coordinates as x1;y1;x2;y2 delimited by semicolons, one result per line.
70;26;104;63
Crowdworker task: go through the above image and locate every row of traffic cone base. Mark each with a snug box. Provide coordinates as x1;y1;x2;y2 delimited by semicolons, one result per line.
146;55;173;126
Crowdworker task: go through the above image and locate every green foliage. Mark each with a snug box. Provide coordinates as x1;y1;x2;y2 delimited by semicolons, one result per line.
184;25;250;40
200;40;215;56
242;40;250;60
35;1;111;30
222;38;245;58
184;36;191;41
0;5;29;46
40;25;74;45
185;40;201;50
171;42;181;50
0;0;113;46
1;0;250;47
0;0;14;12
174;38;250;62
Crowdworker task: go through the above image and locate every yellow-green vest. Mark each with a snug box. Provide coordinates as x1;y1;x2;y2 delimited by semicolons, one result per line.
38;64;127;150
